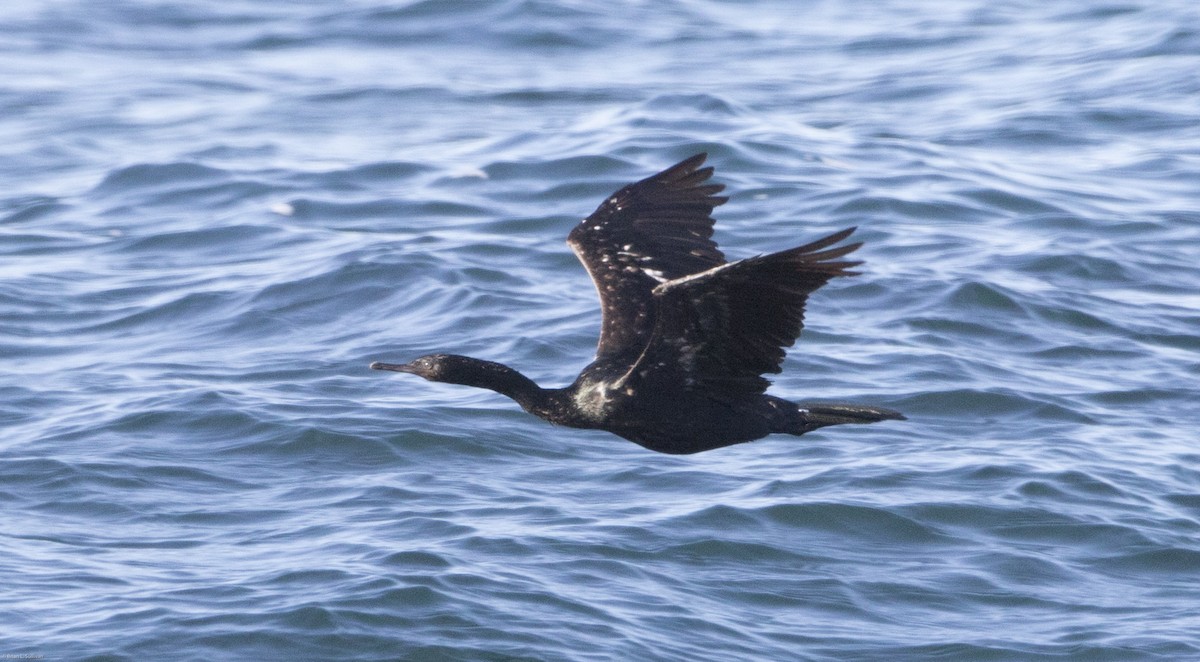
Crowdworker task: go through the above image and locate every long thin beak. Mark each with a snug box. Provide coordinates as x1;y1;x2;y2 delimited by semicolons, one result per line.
370;361;416;373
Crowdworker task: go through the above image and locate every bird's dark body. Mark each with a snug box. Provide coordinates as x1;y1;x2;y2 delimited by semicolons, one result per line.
549;368;780;455
371;154;904;454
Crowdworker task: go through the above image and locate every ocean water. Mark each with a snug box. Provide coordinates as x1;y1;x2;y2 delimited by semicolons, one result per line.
3;0;1200;659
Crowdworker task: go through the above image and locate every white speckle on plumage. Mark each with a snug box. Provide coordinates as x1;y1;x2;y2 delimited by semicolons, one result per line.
573;381;613;418
675;340;700;375
642;268;667;283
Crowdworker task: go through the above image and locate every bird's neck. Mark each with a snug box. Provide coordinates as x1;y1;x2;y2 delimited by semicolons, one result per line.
449;357;563;417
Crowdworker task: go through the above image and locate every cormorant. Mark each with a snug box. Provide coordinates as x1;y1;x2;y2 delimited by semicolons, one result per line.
371;153;904;454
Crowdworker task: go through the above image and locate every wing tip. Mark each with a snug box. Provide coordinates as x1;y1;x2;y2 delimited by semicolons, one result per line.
795;226;857;253
656;152;709;180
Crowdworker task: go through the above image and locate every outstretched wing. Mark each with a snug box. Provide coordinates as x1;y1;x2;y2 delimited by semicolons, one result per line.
567;153;728;359
627;227;862;399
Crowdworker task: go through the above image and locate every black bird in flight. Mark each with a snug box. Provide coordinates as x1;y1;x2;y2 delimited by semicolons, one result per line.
372;153;904;454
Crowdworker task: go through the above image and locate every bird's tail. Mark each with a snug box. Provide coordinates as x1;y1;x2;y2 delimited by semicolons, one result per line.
798;402;907;429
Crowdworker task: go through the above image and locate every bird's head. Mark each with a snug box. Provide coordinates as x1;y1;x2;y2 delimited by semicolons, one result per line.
370;354;466;382
370;353;525;391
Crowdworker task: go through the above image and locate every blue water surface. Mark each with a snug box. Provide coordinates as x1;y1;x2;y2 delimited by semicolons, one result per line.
3;1;1200;660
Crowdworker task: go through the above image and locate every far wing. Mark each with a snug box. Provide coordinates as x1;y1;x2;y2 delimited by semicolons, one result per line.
628;227;862;399
567;153;728;359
